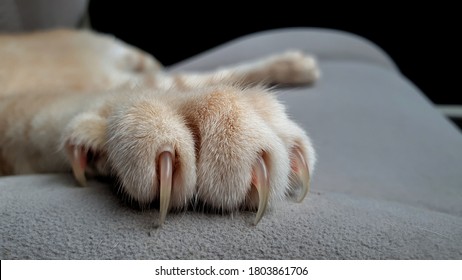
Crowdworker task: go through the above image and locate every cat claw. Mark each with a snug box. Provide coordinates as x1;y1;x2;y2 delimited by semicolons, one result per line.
291;146;311;203
158;149;174;226
65;145;87;187
252;156;270;225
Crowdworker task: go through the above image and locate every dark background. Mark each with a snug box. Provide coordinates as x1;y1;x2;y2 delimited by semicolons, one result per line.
88;2;460;107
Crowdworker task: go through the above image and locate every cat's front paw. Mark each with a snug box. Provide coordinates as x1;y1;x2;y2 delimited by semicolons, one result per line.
63;86;315;225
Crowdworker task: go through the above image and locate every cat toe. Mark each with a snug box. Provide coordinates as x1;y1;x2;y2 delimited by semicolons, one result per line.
175;85;315;224
105;95;196;225
65;144;89;186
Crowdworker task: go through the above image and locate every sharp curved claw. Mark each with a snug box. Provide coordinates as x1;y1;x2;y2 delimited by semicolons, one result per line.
158;150;173;226
292;146;310;202
66;145;87;187
253;156;269;225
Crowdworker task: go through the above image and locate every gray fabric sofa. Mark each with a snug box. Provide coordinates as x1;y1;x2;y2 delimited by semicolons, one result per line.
1;28;461;259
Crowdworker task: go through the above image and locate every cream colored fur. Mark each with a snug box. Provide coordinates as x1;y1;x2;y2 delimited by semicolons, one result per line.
0;29;318;217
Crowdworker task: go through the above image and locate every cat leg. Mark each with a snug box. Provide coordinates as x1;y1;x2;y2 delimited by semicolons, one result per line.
156;50;320;90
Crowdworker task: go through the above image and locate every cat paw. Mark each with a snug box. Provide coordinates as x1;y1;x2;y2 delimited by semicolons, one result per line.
264;50;320;85
62;86;315;225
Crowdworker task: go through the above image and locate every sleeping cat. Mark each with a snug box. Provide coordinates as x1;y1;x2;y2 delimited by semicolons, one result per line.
0;29;318;225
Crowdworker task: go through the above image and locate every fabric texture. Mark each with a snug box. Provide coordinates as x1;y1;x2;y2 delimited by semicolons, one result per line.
0;0;88;32
1;28;461;259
